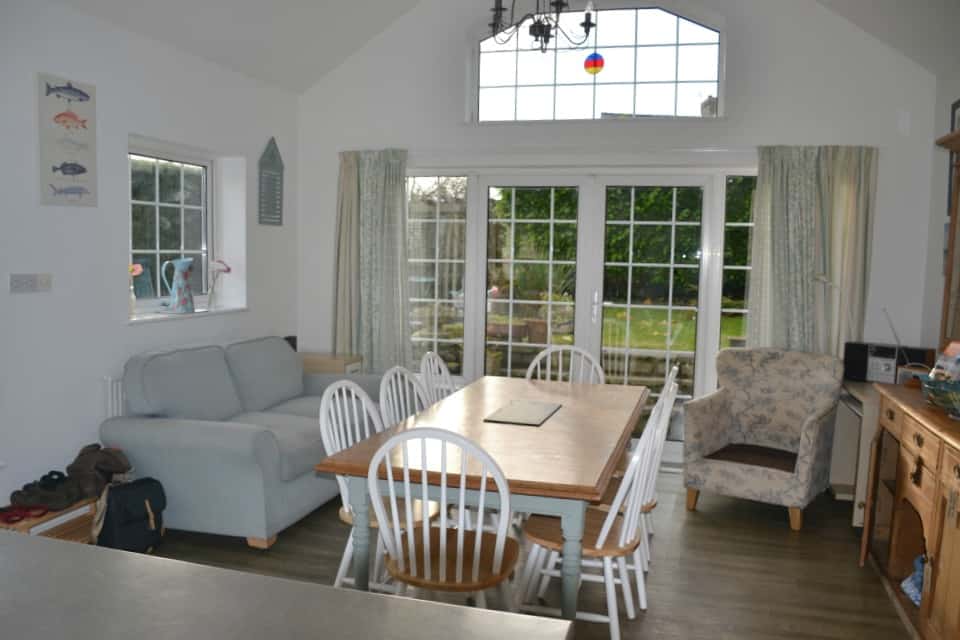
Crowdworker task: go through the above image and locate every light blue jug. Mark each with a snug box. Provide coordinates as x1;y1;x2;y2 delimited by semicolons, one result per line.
160;257;195;313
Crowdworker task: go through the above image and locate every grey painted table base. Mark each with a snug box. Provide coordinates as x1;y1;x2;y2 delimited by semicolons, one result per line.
348;476;587;620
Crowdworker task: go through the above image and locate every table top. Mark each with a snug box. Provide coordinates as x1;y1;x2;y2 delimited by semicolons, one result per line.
875;383;960;452
316;376;649;501
0;533;573;640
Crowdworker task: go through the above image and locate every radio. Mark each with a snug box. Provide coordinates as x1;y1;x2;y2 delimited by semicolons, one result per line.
843;342;935;384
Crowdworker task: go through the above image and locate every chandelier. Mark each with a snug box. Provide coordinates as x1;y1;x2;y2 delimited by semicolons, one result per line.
489;1;596;53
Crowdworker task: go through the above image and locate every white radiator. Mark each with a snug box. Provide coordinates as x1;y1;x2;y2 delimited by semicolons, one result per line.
103;376;125;419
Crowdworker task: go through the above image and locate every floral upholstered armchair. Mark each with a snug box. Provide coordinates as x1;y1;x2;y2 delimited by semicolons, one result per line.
684;348;843;531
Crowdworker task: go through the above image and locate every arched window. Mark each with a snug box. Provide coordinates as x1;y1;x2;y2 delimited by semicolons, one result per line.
478;7;721;121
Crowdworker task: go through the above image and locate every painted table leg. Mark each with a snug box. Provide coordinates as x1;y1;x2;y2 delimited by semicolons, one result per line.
559;500;586;620
348;476;371;591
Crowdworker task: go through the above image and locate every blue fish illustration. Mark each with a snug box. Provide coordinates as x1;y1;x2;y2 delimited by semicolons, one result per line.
52;161;87;176
56;136;89;152
49;184;90;198
45;81;90;102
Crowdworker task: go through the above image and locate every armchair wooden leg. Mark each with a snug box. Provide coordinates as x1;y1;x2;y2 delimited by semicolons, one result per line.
246;535;277;550
686;488;700;511
788;508;802;532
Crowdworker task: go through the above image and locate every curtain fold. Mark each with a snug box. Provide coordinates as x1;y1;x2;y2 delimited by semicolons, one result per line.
747;146;878;357
334;149;410;372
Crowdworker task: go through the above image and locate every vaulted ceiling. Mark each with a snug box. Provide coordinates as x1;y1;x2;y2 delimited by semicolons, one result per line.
54;0;420;92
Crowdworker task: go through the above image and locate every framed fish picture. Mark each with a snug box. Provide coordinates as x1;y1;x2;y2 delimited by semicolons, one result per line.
38;73;97;207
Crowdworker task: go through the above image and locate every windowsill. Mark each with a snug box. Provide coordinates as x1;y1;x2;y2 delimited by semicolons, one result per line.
129;306;248;325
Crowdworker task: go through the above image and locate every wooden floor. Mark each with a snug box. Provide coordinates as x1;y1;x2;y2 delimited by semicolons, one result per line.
157;472;909;639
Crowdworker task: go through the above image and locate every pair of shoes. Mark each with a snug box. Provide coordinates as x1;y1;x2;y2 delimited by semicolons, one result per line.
67;444;132;499
0;505;49;525
10;471;82;511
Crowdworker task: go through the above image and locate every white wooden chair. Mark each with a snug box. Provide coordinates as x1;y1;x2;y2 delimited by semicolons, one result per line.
366;427;520;608
379;365;431;427
419;351;456;404
525;346;605;384
518;378;678;639
319;380;438;589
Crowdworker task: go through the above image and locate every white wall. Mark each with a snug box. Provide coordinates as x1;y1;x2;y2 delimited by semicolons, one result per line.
0;0;299;498
297;0;940;355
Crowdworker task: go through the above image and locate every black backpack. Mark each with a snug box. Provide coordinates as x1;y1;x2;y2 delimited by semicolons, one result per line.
97;478;166;553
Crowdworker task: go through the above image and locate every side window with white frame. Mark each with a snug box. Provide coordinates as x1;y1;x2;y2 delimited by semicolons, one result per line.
129;153;210;310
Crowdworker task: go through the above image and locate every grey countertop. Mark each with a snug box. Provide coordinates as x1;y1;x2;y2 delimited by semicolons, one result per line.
0;533;572;640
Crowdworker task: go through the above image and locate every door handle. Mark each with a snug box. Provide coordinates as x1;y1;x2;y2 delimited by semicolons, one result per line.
591;290;600;324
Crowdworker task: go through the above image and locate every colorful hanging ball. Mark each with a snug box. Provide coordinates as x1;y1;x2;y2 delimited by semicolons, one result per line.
584;52;604;75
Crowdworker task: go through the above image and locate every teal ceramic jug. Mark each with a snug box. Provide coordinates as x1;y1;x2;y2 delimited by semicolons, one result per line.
160;257;195;313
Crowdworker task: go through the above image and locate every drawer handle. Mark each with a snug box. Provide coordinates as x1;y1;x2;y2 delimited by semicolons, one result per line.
911;457;924;487
885;409;895;420
914;433;925;448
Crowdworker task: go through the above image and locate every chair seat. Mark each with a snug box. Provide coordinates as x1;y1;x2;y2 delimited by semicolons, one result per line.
705;443;798;473
384;526;520;592
523;507;641;558
338;498;440;528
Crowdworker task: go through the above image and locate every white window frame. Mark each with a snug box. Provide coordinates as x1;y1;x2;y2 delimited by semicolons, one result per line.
128;142;214;318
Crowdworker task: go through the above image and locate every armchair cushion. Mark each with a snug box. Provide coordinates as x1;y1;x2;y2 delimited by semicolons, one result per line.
226;337;304;412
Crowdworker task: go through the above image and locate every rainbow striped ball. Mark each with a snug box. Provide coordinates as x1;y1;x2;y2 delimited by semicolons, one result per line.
584;52;604;75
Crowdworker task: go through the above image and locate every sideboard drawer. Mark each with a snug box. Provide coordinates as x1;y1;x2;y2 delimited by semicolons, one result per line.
879;396;903;438
898;449;938;517
902;415;943;468
943;447;960;488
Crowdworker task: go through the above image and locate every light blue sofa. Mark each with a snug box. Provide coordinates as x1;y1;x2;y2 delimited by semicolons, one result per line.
100;337;380;548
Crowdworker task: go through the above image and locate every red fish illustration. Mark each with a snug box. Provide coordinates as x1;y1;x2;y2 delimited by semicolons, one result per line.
53;110;87;130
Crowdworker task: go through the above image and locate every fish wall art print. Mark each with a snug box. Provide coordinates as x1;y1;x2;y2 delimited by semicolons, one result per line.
38;73;97;206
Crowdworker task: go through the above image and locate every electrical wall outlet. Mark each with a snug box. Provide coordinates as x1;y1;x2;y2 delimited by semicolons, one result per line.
9;273;53;293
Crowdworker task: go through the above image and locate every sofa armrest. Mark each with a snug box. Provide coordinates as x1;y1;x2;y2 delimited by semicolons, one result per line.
303;372;382;400
795;400;839;486
683;388;735;465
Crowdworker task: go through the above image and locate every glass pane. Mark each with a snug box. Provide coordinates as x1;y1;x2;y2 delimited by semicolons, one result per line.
670;310;698;352
555;11;596;49
554;84;594;120
131;205;156;250
596;9;636;47
409;262;435;298
437;262;465;300
679;18;719;44
410;302;436;339
552;264;576;298
550;304;575;344
131;254;157;299
486;301;511;341
409;178;437;219
605;224;630;262
676;187;703;221
602;306;630;349
437;222;465;260
631;267;670;305
635;83;676;116
673;268;701;306
411;341;433;368
556;49;592;85
633;225;671;263
517;50;556;86
183;209;203;251
606;187;631;221
677;82;718;117
554;188;578;220
553;223;577;261
603;267;629;304
158;253;181;297
183;165;203;206
593;47;634;85
158;207;181;250
515;309;547;345
158;161;181;204
724;226;752;266
678;45;719;82
674;226;701;264
516;86;554;121
437;342;464;376
488;187;511;219
130;156;155;201
513;263;549;301
515;188;551;220
672;354;696;398
601;348;628;384
595;83;634;119
636;46;676;83
487;263;512;299
629;307;668;350
437;177;467;219
485;344;510;376
437;303;465;340
479;87;515;121
515;223;550;260
636;9;678;45
628;355;668;389
408;221;437;259
510;345;541;377
633;187;673;221
725;176;756;223
722;268;749;309
479;51;516;87
488;222;512;260
720;312;749;349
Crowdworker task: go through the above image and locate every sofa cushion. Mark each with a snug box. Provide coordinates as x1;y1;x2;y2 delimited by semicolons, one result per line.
267;395;324;419
230;412;326;482
124;346;243;421
226;337;304;412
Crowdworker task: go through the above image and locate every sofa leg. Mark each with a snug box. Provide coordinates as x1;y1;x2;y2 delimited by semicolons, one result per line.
247;535;277;550
686;488;700;511
788;508;802;531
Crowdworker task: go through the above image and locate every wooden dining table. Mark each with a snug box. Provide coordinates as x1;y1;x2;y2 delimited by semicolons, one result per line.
315;375;649;620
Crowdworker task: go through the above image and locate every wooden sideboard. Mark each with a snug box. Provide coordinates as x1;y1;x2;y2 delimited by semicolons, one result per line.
861;384;960;639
